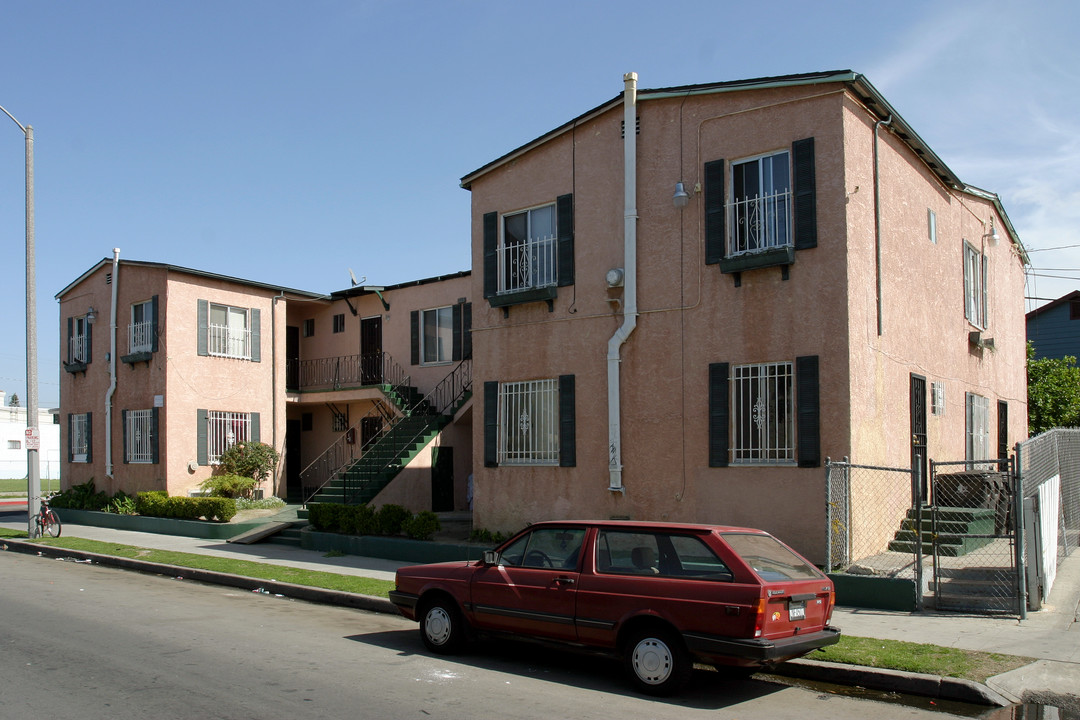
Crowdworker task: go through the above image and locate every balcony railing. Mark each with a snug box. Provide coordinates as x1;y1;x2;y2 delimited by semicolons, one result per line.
728;189;791;256
287;351;408;392
69;335;88;364
207;324;251;359
498;234;557;294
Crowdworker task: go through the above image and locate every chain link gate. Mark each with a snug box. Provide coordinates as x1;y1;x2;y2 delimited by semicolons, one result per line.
926;457;1023;615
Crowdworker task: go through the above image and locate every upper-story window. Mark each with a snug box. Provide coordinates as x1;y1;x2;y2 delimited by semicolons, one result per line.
729;150;791;257
333;313;345;333
421;306;454;365
198;299;260;362
964;242;988;329
70;315;90;363
302;318;315;337
501;204;557;294
130;300;154;353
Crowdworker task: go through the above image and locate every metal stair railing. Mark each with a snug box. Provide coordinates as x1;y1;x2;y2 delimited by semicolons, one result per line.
343;358;472;505
299;400;396;505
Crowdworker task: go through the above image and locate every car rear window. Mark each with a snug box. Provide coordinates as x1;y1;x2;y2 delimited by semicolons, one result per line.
721;532;822;581
596;530;732;581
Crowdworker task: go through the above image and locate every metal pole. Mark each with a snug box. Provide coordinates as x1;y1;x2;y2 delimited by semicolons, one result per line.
0;104;39;537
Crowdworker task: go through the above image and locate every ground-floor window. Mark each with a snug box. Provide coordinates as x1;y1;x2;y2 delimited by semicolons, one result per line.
207;410;252;464
124;409;156;464
70;412;90;462
966;392;991;469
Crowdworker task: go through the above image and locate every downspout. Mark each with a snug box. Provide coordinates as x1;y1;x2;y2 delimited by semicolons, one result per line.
873;115;892;336
608;72;638;492
105;248;120;477
272;290;285;494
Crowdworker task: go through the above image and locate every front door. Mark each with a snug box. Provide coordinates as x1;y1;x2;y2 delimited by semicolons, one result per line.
286;326;299;391
910;374;928;504
285;418;301;502
361;316;383;385
431;445;454;512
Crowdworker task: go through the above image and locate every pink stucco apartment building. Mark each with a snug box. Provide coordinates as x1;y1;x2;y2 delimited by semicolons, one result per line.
462;71;1027;562
56;254;473;511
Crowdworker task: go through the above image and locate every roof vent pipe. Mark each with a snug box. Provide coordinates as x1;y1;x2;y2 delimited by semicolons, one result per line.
607;72;638;492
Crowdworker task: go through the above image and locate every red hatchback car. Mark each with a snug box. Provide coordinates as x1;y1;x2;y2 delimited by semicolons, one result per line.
390;520;840;695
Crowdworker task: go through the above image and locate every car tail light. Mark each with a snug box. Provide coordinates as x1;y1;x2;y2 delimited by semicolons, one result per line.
751;596;766;638
826;590;835;624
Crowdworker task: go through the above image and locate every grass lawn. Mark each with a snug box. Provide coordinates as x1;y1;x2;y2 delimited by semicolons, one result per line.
0;526;1034;684
0;478;61;494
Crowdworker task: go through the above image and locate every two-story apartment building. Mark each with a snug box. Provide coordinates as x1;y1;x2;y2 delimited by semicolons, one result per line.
462;71;1027;562
56;252;472;511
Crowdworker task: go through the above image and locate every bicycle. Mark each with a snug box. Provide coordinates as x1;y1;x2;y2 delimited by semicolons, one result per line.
31;496;62;539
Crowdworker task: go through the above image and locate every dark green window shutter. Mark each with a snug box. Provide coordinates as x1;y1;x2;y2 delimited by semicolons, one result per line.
556;193;574;287
251;412;261;443
793;137;817;250
483;211;498;299
484;381;499;467
708;363;730;467
85;412;92;463
559;375;576;467
452;303;463;362
67;414;73;462
66;317;73;362
796;355;821;467
462;303;472;360
150;295;159;353
197;409;208;465
250;308;261;362
121;409;129;464
410;310;420;365
151;407;160;464
197;300;209;356
704;159;726;264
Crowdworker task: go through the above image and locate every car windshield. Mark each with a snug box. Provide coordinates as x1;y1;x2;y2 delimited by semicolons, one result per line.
721;532;822;581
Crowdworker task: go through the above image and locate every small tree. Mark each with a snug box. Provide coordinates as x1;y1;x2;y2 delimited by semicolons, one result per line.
8;393;19;407
1027;342;1080;434
217;441;280;490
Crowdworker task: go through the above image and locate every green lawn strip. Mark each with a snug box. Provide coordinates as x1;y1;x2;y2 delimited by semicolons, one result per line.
817;635;1033;684
6;533;395;599
0;478;60;494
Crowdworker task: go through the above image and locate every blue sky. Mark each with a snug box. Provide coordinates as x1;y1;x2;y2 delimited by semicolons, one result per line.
1;0;1077;408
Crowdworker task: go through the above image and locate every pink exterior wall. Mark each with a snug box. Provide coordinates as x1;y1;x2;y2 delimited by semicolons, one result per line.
467;81;1027;563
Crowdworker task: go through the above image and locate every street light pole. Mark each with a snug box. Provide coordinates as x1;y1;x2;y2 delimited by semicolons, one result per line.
1;103;39;537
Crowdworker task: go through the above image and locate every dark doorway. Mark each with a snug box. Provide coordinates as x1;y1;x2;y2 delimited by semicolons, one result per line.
910;374;928;504
286;418;302;502
286;326;300;391
361;316;383;385
998;401;1009;471
432;445;454;512
360;416;383;450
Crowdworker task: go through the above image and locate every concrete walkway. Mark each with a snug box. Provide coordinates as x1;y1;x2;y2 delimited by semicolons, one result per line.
2;502;1077;710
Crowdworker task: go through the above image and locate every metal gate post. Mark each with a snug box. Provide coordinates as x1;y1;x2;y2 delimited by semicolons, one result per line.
825;458;832;572
913;460;924;611
1013;447;1027;620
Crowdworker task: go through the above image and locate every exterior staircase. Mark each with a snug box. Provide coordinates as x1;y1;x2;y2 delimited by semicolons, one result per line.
305;359;471;507
886;507;998;556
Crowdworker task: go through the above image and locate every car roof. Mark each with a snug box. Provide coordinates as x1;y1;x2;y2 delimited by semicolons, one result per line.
524;520;770;535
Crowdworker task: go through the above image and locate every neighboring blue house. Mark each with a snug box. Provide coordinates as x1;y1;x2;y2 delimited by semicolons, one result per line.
1027;291;1080;360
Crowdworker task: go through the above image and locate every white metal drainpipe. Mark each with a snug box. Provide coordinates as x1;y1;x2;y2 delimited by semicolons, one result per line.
608;72;638;492
105;248;120;477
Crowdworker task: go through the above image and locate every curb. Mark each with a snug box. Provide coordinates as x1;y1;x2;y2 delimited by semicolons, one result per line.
0;537;1016;707
772;658;1011;707
0;537;397;616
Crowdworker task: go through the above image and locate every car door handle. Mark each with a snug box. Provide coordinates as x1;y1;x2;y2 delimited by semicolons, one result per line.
554;576;576;585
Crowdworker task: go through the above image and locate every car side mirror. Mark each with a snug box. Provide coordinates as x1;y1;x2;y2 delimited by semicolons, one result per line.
483;550;500;566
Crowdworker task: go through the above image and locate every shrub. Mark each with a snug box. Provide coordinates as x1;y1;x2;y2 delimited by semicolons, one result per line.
307;503;343;532
199;474;257;499
403;511;441;541
217;442;279;485
376;504;411;536
49;480;128;512
342;504;377;535
135;493;236;522
235;496;286;511
470;528;510;544
105;494;138;515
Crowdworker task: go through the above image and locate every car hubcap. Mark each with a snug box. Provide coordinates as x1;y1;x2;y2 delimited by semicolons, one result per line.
425;607;452;645
631;638;672;684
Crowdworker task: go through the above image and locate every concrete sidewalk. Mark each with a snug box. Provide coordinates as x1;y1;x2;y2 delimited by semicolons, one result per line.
2;505;1078;710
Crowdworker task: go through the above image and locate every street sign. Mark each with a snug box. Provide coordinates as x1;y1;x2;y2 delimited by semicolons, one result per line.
24;427;40;451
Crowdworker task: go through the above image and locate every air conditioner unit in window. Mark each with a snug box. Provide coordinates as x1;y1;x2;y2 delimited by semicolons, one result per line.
968;331;996;351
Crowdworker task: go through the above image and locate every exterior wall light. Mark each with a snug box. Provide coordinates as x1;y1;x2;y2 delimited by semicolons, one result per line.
673;182;690;208
86;306;97;324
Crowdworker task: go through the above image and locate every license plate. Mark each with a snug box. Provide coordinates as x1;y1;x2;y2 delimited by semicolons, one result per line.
788;601;805;620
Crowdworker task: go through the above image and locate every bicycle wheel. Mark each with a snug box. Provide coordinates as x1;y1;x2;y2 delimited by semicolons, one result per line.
44;511;62;538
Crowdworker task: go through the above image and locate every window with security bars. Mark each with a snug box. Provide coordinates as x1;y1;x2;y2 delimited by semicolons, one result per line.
498;379;559;465
500;204;557;294
731;362;794;463
71;413;89;462
207;410;251;464
966;392;991;469
931;381;946;416
125;409;154;464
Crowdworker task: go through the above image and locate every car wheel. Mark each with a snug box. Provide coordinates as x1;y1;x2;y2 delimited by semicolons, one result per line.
419;597;465;655
624;627;692;696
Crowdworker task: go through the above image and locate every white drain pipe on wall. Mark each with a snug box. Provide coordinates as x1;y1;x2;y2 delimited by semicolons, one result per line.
105;248;119;477
608;72;638;491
